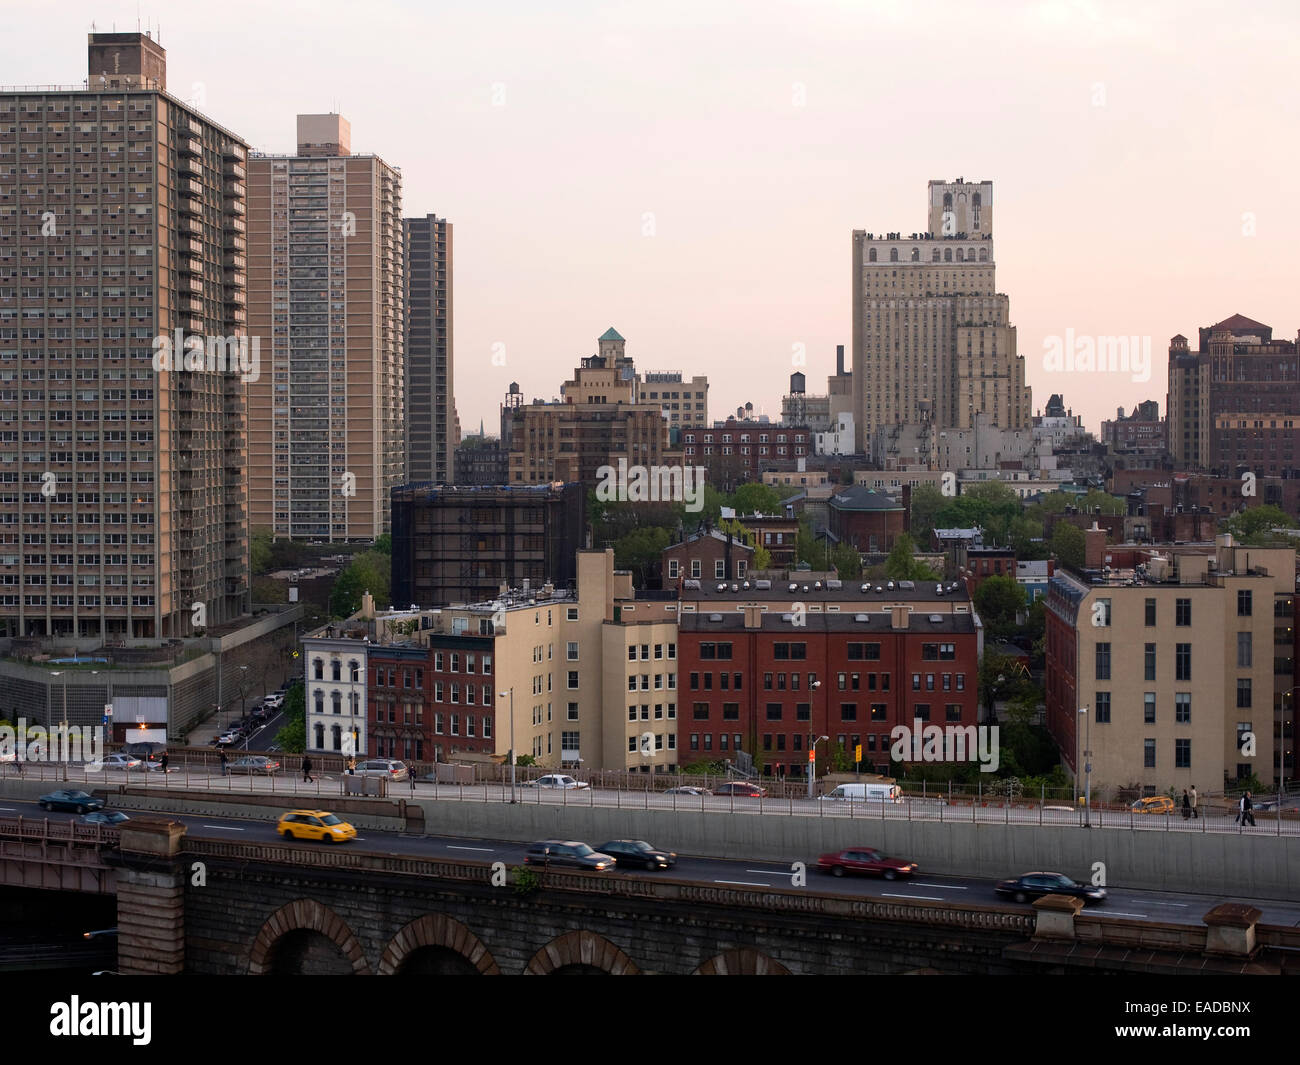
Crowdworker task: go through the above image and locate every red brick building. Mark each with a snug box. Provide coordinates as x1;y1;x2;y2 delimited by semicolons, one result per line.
684;419;812;494
961;547;1017;598
827;484;906;553
677;583;980;779
662;527;754;585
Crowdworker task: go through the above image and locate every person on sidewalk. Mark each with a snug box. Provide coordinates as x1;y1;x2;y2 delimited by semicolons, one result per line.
1190;784;1199;819
302;755;314;784
409;766;417;795
219;750;229;776
1181;788;1191;819
1242;790;1256;827
160;753;169;773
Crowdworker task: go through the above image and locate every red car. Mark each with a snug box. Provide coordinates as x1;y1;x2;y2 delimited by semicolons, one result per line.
817;848;918;880
715;781;767;798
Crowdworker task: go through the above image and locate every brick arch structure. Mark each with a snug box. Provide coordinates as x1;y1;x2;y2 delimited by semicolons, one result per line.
524;930;641;975
376;914;501;975
247;899;370;975
693;948;791;975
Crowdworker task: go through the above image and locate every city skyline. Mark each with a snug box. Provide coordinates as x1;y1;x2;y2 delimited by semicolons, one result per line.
8;1;1295;440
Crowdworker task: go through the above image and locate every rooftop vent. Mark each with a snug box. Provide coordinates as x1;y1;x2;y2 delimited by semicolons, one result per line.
935;584;944;595
814;581;822;590
717;583;727;592
742;580;751;590
730;583;739;592
709;613;723;622
855;613;869;622
801;585;810;593
789;583;799;592
781;613;794;623
899;580;915;589
826;579;842;589
887;581;895;590
875;586;882;593
860;583;870;593
755;579;772;590
683;579;700;589
929;614;943;623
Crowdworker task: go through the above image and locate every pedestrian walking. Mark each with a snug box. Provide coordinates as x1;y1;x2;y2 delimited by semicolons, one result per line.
346;756;356;775
409;765;417;795
13;754;21;775
1242;790;1256;827
1181;788;1191;819
160;753;168;773
302;755;314;784
219;749;229;776
1190;784;1199;819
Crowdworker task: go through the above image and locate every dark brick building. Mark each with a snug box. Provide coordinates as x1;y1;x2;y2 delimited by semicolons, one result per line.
827;484;906;553
684;419;812;493
662;528;754;585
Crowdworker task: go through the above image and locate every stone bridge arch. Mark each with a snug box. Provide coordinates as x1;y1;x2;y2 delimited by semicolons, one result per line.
524;930;640;975
248;899;370;975
694;948;791;975
377;914;501;975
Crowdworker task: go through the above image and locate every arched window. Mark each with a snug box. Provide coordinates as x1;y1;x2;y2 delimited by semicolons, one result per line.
331;690;342;715
978;248;988;262
331;660;341;682
868;247;877;263
313;658;323;680
944;248;952;262
943;192;952;209
331;724;341;751
889;247;898;262
313;690;324;714
910;247;919;261
349;660;360;682
349;692;360;714
972;192;982;208
313;723;324;748
955;248;963;262
931;248;940;261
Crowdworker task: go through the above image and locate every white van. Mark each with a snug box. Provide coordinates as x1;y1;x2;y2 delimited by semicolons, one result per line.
819;782;903;803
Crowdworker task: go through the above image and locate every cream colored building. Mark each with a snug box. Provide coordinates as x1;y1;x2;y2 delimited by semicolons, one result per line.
1047;536;1295;793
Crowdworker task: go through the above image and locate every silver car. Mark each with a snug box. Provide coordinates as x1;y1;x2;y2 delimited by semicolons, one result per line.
353;758;409;782
228;756;281;775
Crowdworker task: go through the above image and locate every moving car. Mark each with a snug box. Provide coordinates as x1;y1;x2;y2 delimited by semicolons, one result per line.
995;871;1107;905
228;756;281;775
664;786;712;796
817;848;918;880
277;810;357;843
353;758;409;782
262;693;285;711
819;783;904;803
39;789;105;813
82;810;130;826
715;781;766;798
101;753;141;771
523;840;616;870
529;774;588;790
1131;795;1175;815
596;839;677;870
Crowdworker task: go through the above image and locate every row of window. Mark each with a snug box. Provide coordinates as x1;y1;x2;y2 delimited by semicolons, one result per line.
690;701;963;722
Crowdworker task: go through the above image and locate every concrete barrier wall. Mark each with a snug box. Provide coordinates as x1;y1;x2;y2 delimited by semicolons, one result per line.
418;799;1300;902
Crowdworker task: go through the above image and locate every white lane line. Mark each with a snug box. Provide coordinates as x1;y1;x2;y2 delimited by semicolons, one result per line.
745;868;788;875
715;879;769;887
883;892;942;900
1147;902;1190;907
1093;910;1149;918
0;807;16;811
201;825;246;831
914;882;965;889
447;845;495;852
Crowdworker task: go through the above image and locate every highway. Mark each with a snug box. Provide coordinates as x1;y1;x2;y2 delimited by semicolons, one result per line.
3;796;1299;930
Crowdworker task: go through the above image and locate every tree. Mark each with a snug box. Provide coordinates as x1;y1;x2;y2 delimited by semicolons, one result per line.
1050;522;1086;569
730;482;783;517
719;518;772;570
614;526;670;587
974;575;1026;640
329;550;391;618
373;532;392;554
883;533;939;581
909;482;945;547
276;684;307;754
978;651;1029;726
1223;504;1298;544
250;528;273;575
830;542;862;580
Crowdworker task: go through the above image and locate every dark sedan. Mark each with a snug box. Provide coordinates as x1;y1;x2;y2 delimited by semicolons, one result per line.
715;782;767;798
597;839;677;870
523;840;616;871
817;848;917;880
82;810;130;826
995;871;1107;905
39;789;104;813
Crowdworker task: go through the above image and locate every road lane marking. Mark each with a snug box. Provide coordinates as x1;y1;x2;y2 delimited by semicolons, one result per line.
0;807;16;811
745;868;788;875
914;883;965;889
1147;901;1190;907
447;845;495;852
883;892;942;900
715;879;769;887
1093;910;1148;918
201;825;245;831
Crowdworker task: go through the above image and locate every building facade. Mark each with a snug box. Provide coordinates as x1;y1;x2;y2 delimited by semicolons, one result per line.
0;32;250;639
404;213;453;485
684;419;812;494
247;114;405;540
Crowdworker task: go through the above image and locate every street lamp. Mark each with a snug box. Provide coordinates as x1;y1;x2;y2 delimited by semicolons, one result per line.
1278;687;1298;813
1078;705;1092;828
497;688;516;804
50;671;68;781
238;665;249;717
807;680;823;799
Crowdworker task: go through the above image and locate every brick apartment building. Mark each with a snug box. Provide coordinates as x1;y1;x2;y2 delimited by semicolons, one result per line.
684;419;812;494
662;528;754;585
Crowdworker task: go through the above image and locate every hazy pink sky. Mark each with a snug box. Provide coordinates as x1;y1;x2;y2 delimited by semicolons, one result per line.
22;1;1298;439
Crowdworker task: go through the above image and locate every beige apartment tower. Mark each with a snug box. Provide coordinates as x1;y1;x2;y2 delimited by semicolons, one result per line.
247;114;405;541
852;179;1031;460
0;33;251;639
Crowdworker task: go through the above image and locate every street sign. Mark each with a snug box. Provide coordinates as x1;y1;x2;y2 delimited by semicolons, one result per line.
854;744;862;762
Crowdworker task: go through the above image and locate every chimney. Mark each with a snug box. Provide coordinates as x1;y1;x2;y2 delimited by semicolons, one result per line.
891;605;909;630
360;591;376;620
836;344;845;376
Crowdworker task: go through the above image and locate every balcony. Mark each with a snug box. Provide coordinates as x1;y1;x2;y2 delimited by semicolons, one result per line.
179;137;203;157
223;199;245;217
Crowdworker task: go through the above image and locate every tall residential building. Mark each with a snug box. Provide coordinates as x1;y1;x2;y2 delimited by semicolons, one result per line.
247;114;404;541
640;370;709;429
852;179;1031;461
1166;316;1299;478
404;213;453;484
0;32;250;639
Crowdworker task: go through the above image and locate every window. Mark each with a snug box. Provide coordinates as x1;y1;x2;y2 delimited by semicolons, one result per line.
1095;692;1111;723
722;703;739;720
911;673;921;691
567;607;579;621
1095;643;1111;681
1175;598;1191;626
870;704;887;722
1237;631;1252;668
715;560;725;579
693;702;709;720
1175;643;1191;681
1144;598;1156;626
913;704;930;721
1237;678;1252;709
840;702;857;721
567;671;579;689
1175;738;1191;769
766;703;782;721
567;641;579;661
1095;598;1111;626
567;701;579;721
796;703;810;721
668;560;679;579
1144;692;1156;724
1144;644;1156;681
1144;738;1156;768
945;704;962;722
1175;693;1191;723
1237;589;1252;617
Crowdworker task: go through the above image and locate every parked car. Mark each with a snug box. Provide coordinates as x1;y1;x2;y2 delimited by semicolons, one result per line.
82;810;130;826
101;753;141;771
228;756;281;776
262;693;285;710
353;758;409;782
530;774;588;790
597;839;677;870
1131;795;1175;815
995;871;1107;905
39;789;104;813
215;733;241;747
523;840;615;870
715;781;766;798
664;786;712;796
817;848;917;880
276;810;356;843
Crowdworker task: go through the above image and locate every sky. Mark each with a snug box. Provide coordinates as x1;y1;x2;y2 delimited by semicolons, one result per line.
12;0;1298;438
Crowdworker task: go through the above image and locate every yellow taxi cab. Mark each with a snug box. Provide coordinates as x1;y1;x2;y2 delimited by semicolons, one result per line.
277;809;357;843
1130;795;1175;815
